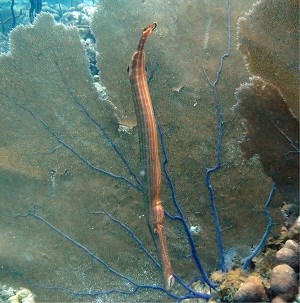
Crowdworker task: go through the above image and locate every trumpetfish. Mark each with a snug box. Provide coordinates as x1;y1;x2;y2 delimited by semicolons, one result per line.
128;23;174;289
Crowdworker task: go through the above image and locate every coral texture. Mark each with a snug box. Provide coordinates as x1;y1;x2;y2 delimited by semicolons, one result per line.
0;1;288;301
238;0;299;119
236;0;299;202
236;77;299;202
270;264;298;301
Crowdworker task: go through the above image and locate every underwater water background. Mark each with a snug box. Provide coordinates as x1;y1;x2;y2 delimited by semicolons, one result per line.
0;0;298;302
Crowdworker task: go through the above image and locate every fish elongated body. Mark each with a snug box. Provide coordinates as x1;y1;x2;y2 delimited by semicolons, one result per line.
128;23;174;289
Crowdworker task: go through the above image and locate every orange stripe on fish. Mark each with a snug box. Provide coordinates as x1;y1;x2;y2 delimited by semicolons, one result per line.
128;22;174;289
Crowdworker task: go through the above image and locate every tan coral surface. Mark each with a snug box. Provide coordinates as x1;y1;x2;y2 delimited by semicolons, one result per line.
0;2;287;302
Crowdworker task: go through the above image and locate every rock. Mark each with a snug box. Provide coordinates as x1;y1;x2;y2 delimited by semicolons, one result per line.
61;11;91;27
0;285;35;303
275;247;299;271
53;4;68;14
271;296;287;303
270;264;298;301
288;216;300;239
52;13;60;21
42;5;59;15
233;275;266;302
284;239;299;253
76;3;85;11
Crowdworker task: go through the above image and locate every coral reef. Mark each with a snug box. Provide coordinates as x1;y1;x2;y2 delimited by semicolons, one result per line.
235;0;299;203
0;1;97;52
0;284;35;303
206;1;300;300
0;12;117;175
209;221;299;302
235;78;299;202
91;0;283;270
237;0;299;119
233;275;267;302
270;264;298;302
0;0;294;301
